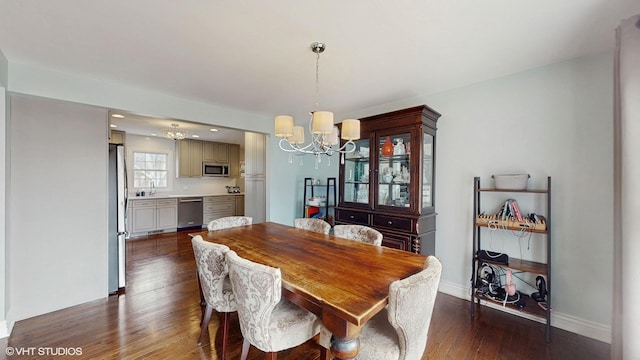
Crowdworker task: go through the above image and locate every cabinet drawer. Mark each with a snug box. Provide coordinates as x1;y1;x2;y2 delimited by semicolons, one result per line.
204;196;235;204
372;214;413;232
129;199;156;208
379;231;412;252
336;209;368;225
204;202;235;213
156;198;177;206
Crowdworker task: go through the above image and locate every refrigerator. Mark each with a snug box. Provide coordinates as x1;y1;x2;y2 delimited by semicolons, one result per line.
108;144;127;293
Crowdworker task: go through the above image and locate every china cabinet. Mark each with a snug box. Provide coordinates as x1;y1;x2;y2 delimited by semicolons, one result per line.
336;105;441;254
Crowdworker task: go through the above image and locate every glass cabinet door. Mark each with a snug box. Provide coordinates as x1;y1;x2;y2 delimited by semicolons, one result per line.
377;132;411;209
422;131;434;209
342;139;371;204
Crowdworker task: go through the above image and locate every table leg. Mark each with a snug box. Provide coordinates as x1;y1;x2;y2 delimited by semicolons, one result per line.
330;335;360;360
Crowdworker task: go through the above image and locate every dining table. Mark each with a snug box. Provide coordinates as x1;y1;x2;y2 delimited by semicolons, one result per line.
190;222;427;360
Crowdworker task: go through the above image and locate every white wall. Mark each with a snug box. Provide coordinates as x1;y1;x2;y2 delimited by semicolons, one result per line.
8;62;271;136
8;94;108;322
0;47;8;337
125;134;239;197
0;48;7;87
339;52;614;342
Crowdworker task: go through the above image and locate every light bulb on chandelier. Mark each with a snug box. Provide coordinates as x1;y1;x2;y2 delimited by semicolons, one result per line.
274;42;361;168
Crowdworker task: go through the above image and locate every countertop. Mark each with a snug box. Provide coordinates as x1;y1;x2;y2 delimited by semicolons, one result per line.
129;193;244;200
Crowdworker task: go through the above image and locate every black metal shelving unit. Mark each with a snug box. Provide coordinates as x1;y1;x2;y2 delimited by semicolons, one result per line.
302;177;336;226
470;176;552;342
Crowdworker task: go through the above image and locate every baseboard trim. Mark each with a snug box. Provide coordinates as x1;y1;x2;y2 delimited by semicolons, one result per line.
438;280;611;344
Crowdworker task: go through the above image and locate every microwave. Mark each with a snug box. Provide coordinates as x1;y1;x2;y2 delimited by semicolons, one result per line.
202;162;230;177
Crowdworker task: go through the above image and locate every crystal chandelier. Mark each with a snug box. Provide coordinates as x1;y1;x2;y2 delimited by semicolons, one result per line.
274;42;361;168
163;123;188;140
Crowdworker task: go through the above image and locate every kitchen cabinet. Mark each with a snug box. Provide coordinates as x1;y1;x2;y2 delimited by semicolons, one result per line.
130;199;156;233
129;198;178;236
244;132;266;223
245;132;265;177
336;105;441;255
156;198;178;230
203;195;236;227
109;129;125;145
176;139;203;177
203;142;229;163
235;195;245;216
229;144;240;177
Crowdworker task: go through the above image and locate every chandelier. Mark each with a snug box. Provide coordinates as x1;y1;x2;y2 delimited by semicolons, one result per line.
274;42;361;167
163;123;189;140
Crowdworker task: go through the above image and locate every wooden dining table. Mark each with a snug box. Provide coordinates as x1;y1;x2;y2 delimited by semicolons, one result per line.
190;222;427;360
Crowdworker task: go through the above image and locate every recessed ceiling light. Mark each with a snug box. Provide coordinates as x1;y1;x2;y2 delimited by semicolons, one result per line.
151;133;157;137
111;114;125;118
110;124;117;128
192;134;200;138
210;128;218;132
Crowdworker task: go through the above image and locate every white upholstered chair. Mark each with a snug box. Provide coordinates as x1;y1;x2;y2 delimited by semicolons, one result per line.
293;218;331;234
207;216;252;231
320;256;442;360
225;250;322;360
191;235;237;359
333;224;383;246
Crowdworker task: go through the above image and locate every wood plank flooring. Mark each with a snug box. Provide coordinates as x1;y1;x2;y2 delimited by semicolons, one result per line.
0;230;610;359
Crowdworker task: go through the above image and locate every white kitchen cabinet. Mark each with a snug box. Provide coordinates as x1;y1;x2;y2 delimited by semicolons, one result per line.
203;142;229;163
129;199;157;233
176;139;203;177
129;198;178;235
202;196;236;227
244;132;266;223
244;132;265;177
235;195;244;216
156;198;178;230
229;144;240;177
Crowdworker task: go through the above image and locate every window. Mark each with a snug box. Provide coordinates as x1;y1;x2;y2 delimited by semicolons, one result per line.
132;152;168;189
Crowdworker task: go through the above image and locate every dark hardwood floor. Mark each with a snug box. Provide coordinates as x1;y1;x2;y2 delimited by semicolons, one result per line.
1;230;610;359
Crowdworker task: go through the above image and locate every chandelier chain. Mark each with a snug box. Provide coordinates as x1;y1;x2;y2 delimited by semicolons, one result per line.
315;50;320;111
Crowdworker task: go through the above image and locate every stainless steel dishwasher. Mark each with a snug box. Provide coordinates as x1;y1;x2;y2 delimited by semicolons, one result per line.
177;197;203;229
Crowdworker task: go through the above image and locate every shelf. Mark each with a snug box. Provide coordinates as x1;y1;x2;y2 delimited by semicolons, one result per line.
476;188;547;194
471;176;551;342
474;256;547;276
475;217;547;234
474;292;548;320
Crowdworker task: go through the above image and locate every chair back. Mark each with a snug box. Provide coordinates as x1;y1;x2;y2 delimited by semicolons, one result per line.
191;235;236;312
387;256;442;360
226;251;282;351
333;224;383;246
208;216;253;231
293;218;331;234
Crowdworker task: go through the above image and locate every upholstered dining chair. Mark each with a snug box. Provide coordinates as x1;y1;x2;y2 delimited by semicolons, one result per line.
191;235;236;359
207;216;252;231
225;250;322;360
293;218;331;234
333;224;383;246
319;256;442;360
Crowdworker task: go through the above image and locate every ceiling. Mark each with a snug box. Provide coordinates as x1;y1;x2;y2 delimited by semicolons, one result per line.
107;109;246;143
1;1;639;138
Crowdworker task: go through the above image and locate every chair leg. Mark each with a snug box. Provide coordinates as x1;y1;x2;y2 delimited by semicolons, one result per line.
240;338;251;360
196;272;206;317
319;347;331;360
265;352;277;360
220;312;230;360
197;305;213;345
